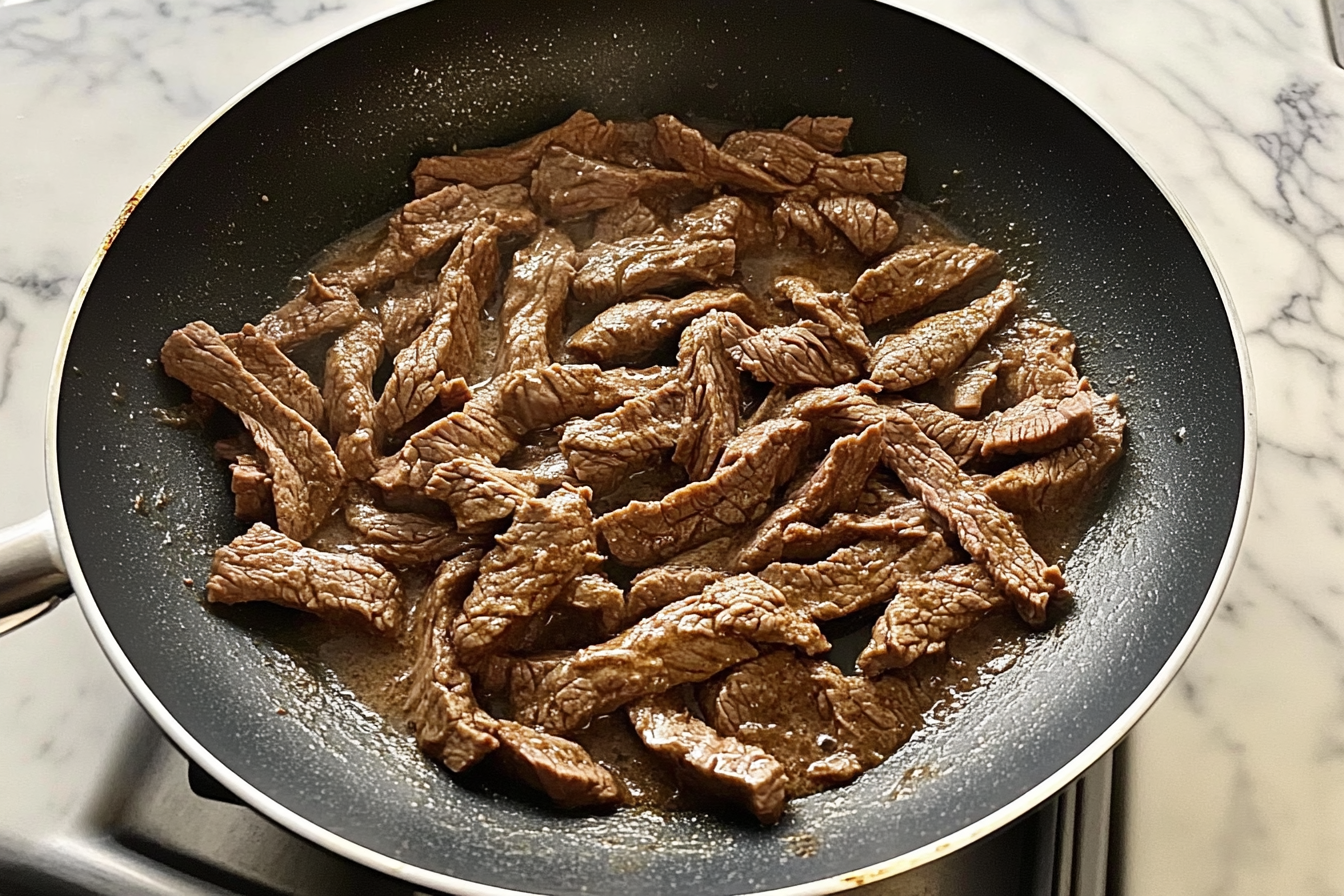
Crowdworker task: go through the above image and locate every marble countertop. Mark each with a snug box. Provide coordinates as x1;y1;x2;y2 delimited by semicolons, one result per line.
1;0;1341;892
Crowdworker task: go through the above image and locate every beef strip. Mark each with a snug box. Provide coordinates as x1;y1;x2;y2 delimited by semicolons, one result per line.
932;346;1001;416
491;720;624;809
495;228;576;374
849;241;1000;325
620;538;738;624
984;389;1126;514
375;279;437;356
598;418;810;566
531;147;700;219
343;486;487;564
404;552;500;771
628;690;787;824
257;275;365;351
776;501;930;562
980;383;1095;457
560;380;684;493
673;311;752;481
995;319;1079;405
223;326;327;429
815;194;900;256
423;455;540;530
675;195;774;249
720;129;823;184
744;384;793;428
323;316;385;480
206;523;401;632
774;275;870;361
699;649;933;797
857;563;1008;675
810;151;908;194
651;114;789;193
519;574;829;734
731;321;861;387
731;424;885;571
772;197;842;251
866;280;1018;391
571;234;737;306
373;390;518;492
160;321;344;541
560;573;627;636
567;289;759;363
229;453;273;522
592;198;661;243
451;485;599;666
885;397;987;466
782;115;851;153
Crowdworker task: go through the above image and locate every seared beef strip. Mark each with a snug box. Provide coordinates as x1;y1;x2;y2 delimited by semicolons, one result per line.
257;275;365;351
495;228;577;374
567;289;759;363
323;316;385;481
773;275;871;361
559;573;627;636
674;311;752;481
815;194;900;256
731;321;861;387
810;151;907;194
857;562;1008;675
343;486;488;565
849;240;999;325
451;485;600;667
560;380;684;493
531;147;700;219
933;346;1001;416
520;574;829;734
571;234;737;306
720;129;824;184
717;129;905;194
491;720;624;809
772;197;842;251
981;384;1095;458
161;321;344;541
598;418;810;566
651;114;789;193
620;538;738;624
375;279;437;356
776;502;930;562
782;115;852;153
885;397;987;466
592;198;661;243
629;690;787;824
373;390;518;493
676;195;774;249
223;326;327;429
229;453;273;522
995;319;1080;405
207;523;402;632
423;455;540;531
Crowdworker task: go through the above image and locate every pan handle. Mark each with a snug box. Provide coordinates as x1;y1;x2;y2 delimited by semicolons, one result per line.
0;512;70;636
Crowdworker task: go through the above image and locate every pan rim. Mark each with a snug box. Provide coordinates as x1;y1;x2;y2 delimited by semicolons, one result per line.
42;0;1257;893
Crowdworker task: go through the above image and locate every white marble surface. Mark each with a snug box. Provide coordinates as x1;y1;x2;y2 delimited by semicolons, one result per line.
1;0;1341;892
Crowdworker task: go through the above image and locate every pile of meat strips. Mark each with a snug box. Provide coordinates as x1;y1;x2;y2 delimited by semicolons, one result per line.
160;112;1126;825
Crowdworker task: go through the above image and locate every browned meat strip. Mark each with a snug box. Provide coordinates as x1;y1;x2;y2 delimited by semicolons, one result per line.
744;384;793;428
675;195;773;249
373;391;518;492
404;552;499;771
571;234;737;307
560;573;627;635
520;574;828;734
323;316;384;480
934;346;1001;415
223;326;326;429
493;363;678;433
257;275;365;351
772;196;841;251
625;566;727;623
700;650;932;797
782;115;851;152
776;502;929;562
452;485;599;666
161;321;344;541
816;194;900;256
375;279;436;356
651;114;788;193
811;151;907;194
629;691;786;824
996;319;1079;405
567;289;759;363
985;389;1126;514
731;321;861;387
495;228;576;374
229;453;273;522
598;418;810;566
774;275;870;361
849;241;1000;325
981;384;1094;457
343;487;487;565
592;198;661;243
857;563;1008;675
720;129;823;184
867;280;1018;391
531;147;700;219
423;456;540;530
673;311;751;481
886;397;986;466
206;523;401;632
491;720;624;809
560;380;684;493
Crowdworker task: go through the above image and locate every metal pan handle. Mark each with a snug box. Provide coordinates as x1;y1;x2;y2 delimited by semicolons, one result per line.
0;512;70;636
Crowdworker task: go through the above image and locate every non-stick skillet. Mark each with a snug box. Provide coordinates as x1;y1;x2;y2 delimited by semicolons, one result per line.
0;0;1253;893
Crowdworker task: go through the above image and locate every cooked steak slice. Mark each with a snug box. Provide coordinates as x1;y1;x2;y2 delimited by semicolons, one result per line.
995;319;1079;405
494;363;678;432
674;311;752;481
520;574;829;734
452;485;599;666
323;316;385;480
628;690;787;825
759;533;953;622
571;234;737;306
495;228;577;374
229;453;273;522
782;115;852;153
676;195;774;249
375;279;437;356
567;289;759;363
161;321;344;541
531;147;700;219
373;392;518;492
985;389;1126;514
772;196;841;251
223;326;327;429
699;649;932;798
598;418;810;566
404;551;500;771
849;241;999;324
810;151;908;194
816;194;900;256
867;280;1018;391
732;424;885;571
423;455;540;531
258;275;365;351
207;523;401;632
934;346;1001;416
373;219;502;436
720;129;823;184
592;198;661;243
775;275;870;360
344;486;487;564
625;567;727;623
885;397;987;466
777;503;929;562
981;384;1095;457
327;183;536;296
857;563;1008;675
651;114;789;193
491;720;624;809
559;573;627;635
731;321;861;387
411;110;617;194
560;380;684;493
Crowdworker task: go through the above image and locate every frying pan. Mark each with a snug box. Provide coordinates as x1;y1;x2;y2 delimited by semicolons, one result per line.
0;0;1253;893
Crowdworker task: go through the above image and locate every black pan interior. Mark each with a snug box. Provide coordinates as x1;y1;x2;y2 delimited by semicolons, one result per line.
57;1;1244;893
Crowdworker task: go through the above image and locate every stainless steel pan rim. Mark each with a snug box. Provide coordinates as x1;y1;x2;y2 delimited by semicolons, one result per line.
42;1;1258;892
